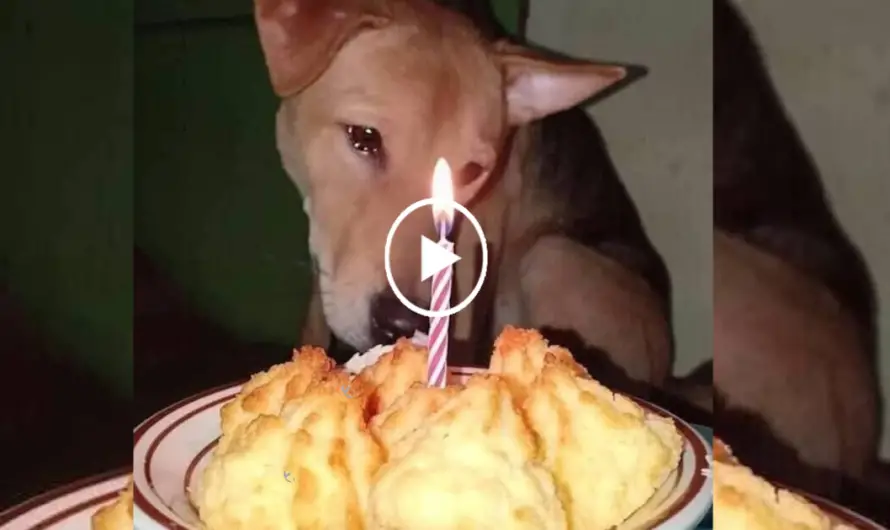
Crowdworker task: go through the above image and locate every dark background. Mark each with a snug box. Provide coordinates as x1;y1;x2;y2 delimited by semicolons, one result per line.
0;0;132;509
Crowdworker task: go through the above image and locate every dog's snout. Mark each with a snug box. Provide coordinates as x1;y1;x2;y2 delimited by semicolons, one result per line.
370;290;429;345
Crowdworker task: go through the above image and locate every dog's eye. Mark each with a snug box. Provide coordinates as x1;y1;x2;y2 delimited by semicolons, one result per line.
345;125;383;159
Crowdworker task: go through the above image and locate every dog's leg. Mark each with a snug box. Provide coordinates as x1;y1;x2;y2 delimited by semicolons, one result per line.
300;275;331;348
714;231;878;495
517;235;672;388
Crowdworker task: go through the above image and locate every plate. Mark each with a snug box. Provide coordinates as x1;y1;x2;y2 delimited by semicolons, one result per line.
134;367;713;529
0;470;129;530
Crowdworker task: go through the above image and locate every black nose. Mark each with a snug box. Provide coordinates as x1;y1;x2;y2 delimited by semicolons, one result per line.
370;290;429;345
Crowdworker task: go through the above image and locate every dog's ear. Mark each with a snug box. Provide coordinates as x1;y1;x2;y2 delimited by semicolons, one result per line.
495;41;627;125
254;0;393;97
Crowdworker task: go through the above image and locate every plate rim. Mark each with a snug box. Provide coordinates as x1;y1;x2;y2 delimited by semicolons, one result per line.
0;467;130;527
636;397;712;529
134;369;712;529
135;383;243;530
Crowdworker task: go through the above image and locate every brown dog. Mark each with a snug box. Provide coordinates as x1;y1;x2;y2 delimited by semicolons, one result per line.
712;0;884;505
253;0;673;390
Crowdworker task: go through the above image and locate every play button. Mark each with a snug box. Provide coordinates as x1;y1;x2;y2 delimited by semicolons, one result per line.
384;197;489;319
420;235;461;282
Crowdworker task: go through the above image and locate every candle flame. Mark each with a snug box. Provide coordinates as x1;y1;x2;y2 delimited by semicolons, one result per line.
431;158;454;227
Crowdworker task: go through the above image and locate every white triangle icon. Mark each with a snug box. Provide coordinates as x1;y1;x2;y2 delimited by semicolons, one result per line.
420;235;461;282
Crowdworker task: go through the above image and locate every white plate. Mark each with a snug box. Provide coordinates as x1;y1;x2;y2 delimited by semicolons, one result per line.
134;367;713;530
0;470;129;530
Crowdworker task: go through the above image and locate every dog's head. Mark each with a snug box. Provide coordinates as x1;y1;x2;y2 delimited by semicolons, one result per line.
255;0;628;350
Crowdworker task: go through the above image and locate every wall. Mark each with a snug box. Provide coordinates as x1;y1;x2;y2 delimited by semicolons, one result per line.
738;0;890;459
527;0;714;376
0;0;133;397
135;19;312;348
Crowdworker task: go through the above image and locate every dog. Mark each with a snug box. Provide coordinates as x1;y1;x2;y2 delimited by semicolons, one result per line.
252;0;674;394
712;0;885;508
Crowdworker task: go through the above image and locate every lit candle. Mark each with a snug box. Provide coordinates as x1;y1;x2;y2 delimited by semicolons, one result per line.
427;158;455;388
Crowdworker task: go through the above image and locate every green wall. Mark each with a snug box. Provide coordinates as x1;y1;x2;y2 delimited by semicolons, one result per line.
1;0;133;397
136;22;313;347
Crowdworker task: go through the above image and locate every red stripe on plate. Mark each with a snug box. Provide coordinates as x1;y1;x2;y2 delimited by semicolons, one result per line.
630;397;708;525
183;437;221;501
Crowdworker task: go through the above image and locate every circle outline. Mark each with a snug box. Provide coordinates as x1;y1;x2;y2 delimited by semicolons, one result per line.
384;198;488;318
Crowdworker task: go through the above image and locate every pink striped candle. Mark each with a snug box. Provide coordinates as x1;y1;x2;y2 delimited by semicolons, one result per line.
428;158;455;388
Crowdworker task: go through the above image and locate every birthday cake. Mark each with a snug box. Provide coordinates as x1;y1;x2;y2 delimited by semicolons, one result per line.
191;326;683;530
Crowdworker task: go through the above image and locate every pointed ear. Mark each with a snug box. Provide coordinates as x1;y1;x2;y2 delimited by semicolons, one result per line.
254;0;392;97
495;41;629;125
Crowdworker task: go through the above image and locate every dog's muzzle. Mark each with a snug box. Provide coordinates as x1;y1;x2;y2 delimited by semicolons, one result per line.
369;288;429;345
